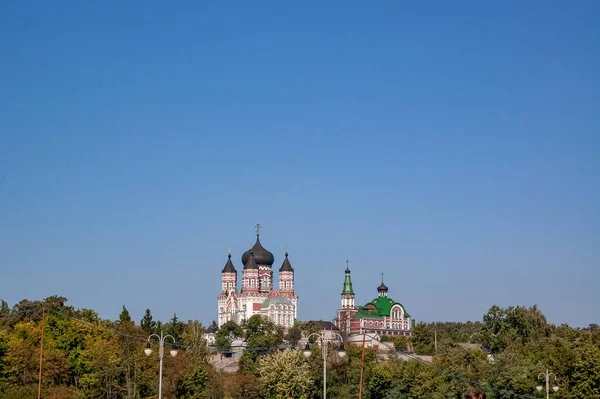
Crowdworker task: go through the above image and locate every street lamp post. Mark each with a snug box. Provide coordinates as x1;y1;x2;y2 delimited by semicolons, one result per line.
303;332;346;399
537;369;559;399
145;331;179;399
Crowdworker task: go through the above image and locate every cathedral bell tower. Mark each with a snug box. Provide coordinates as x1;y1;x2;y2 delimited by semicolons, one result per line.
341;260;355;308
278;249;294;296
221;249;237;295
336;260;357;337
218;249;239;327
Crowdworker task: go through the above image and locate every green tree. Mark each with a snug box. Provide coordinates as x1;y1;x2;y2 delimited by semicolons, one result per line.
483;305;547;353
285;321;302;347
239;316;282;375
258;349;315;399
368;363;397;399
175;321;223;399
570;342;600;399
0;297;70;328
4;321;40;386
303;322;322;343
79;332;123;398
167;313;185;342
322;340;377;399
0;301;8;315
119;305;133;325
214;321;243;353
115;307;150;399
181;321;208;365
206;320;219;334
393;336;411;352
383;387;412;399
0;329;8;387
177;367;221;399
412;322;435;355
226;372;262;399
4;319;71;395
140;309;156;335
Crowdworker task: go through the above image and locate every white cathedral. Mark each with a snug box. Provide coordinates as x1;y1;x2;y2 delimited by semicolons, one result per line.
217;227;298;329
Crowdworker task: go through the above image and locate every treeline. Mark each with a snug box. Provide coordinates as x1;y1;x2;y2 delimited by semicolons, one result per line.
0;297;599;398
0;296;220;399
232;306;600;399
386;306;600;399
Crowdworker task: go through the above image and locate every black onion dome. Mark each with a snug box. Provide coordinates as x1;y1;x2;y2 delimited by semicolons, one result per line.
245;251;259;270
279;251;294;272
242;236;274;266
222;253;237;273
378;281;388;292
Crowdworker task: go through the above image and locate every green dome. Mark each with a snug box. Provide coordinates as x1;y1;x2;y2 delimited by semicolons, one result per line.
369;297;410;318
260;296;293;310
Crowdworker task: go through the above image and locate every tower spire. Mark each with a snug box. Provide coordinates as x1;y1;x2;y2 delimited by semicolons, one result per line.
342;262;354;294
341;261;355;311
378;271;388;296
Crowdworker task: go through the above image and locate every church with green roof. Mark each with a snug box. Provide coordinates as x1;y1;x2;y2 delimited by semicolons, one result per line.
335;263;412;338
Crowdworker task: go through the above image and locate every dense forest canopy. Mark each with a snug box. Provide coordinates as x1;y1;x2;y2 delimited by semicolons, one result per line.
0;296;598;399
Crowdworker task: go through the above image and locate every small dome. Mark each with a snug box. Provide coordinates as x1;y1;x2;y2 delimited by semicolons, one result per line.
245;251;258;270
222;252;237;273
279;251;294;272
242;236;274;267
260;295;293;310
378;282;388;292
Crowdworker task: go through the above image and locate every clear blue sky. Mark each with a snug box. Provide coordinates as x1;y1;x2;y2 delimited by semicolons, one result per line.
1;1;599;327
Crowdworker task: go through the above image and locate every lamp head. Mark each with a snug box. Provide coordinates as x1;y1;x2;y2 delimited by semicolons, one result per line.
303;343;312;358
536;382;544;392
170;344;179;357
552;385;559;392
144;342;152;357
337;343;347;358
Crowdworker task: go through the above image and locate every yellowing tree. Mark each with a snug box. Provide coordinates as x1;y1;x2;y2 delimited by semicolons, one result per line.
258;349;315;399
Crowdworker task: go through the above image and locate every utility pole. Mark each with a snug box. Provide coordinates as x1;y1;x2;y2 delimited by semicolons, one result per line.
322;340;327;399
434;328;437;354
37;304;45;399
